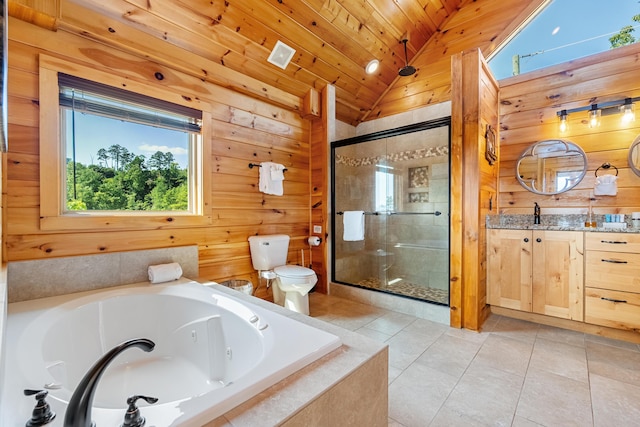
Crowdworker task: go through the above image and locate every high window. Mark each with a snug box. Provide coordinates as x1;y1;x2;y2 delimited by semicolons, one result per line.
488;0;640;80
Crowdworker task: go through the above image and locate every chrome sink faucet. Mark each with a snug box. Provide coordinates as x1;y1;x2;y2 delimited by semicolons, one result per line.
534;202;541;225
63;338;155;427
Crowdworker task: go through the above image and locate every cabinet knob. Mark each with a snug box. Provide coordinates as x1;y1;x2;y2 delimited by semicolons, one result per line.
536;238;542;243
524;238;529;242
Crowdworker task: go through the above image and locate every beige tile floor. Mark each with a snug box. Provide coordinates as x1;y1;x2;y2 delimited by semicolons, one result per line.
309;292;640;427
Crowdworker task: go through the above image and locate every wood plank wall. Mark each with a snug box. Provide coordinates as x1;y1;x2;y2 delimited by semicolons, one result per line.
366;0;545;122
451;49;499;330
498;42;640;216
6;17;316;300
307;85;334;294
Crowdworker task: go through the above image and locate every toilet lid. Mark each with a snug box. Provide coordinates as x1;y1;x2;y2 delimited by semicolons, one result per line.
274;265;315;278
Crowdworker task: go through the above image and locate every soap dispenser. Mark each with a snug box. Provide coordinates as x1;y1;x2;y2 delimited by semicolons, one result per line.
585;200;596;228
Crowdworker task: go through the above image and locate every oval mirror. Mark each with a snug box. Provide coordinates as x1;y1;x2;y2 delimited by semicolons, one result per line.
628;134;640;177
516;139;587;195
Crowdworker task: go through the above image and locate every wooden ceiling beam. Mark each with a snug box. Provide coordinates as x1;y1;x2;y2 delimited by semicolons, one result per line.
8;0;58;31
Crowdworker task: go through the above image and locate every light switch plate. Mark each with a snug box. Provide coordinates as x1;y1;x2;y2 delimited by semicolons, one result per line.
313;225;322;233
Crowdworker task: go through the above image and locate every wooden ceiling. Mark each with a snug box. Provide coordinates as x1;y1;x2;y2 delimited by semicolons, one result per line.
10;0;546;125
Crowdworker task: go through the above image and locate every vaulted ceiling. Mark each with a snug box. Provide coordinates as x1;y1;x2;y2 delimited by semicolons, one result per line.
9;0;546;125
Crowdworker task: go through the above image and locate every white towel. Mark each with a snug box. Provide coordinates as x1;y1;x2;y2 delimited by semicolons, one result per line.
343;211;365;241
270;163;285;181
259;162;284;196
594;174;618;196
148;262;183;284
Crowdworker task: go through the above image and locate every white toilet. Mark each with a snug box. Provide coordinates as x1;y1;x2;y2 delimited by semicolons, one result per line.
248;234;317;315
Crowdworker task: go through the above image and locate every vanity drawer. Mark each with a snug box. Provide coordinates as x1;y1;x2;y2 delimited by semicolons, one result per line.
586;232;640;253
585;287;640;331
585;250;640;292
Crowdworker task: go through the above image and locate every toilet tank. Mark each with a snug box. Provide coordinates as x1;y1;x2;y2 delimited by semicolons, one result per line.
248;234;290;270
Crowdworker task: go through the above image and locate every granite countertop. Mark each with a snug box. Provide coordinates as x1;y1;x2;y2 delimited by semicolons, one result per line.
486;214;640;233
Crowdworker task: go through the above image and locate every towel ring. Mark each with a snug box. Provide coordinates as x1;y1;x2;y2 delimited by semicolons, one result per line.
248;163;288;172
595;162;618;177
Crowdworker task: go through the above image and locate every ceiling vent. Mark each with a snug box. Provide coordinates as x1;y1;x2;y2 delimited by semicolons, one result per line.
267;40;296;70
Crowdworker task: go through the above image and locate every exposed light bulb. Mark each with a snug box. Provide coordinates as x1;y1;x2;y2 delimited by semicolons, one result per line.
621;98;636;124
558;110;568;133
588;105;601;128
559;118;567;132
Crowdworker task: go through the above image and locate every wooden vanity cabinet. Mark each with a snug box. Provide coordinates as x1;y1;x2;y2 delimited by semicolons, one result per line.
487;229;584;320
487;229;532;311
585;232;640;331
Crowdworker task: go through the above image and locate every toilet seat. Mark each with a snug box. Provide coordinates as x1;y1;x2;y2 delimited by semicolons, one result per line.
274;265;315;278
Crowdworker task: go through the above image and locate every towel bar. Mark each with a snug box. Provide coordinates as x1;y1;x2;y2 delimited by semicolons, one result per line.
248;163;288;172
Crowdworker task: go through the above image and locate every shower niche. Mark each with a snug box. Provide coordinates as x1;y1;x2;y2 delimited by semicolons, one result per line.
331;117;451;306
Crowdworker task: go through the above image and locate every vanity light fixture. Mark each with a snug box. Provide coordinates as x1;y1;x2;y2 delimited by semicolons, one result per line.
621;98;636;123
365;59;380;74
556;96;640;132
558;109;568;133
588;104;601;128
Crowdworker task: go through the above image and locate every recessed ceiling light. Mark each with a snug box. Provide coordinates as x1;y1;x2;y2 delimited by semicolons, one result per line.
365;59;380;74
267;40;296;70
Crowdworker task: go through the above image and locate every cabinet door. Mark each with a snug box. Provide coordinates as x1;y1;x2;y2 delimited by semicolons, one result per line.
487;229;532;311
532;230;584;320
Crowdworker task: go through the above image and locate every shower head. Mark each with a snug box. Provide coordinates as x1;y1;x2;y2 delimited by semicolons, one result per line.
399;38;416;77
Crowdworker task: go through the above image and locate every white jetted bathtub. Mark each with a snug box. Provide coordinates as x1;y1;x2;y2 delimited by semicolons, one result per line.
1;278;341;426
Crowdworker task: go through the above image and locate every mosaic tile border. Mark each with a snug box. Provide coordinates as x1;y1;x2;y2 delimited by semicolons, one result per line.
336;145;448;167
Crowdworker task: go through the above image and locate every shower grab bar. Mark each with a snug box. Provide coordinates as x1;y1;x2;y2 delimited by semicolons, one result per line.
390;211;442;216
336;211;442;216
336;211;379;215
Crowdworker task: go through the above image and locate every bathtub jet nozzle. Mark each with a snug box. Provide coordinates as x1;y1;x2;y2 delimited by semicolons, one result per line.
63;338;155;427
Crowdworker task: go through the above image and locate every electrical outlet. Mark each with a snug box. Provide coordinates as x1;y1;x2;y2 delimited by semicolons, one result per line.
313;225;322;234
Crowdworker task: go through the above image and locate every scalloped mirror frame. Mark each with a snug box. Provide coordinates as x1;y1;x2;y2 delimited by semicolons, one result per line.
516;139;588;195
628;134;640;177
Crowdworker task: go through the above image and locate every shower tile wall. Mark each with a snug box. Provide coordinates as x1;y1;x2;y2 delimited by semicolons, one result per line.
388;160;449;292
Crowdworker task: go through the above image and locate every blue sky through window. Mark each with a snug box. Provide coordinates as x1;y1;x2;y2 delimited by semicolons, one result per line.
65;113;190;169
488;0;640;80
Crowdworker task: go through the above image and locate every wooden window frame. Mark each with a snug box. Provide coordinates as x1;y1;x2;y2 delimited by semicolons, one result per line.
39;55;211;231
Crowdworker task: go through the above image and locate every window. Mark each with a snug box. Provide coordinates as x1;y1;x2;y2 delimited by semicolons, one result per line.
59;74;201;212
375;165;395;212
488;0;640;80
39;55;211;230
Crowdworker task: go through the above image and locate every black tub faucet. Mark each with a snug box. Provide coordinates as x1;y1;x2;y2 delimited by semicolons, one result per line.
64;338;155;427
534;202;541;224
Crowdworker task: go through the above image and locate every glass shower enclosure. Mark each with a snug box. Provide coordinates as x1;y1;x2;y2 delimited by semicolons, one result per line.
331;118;451;306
